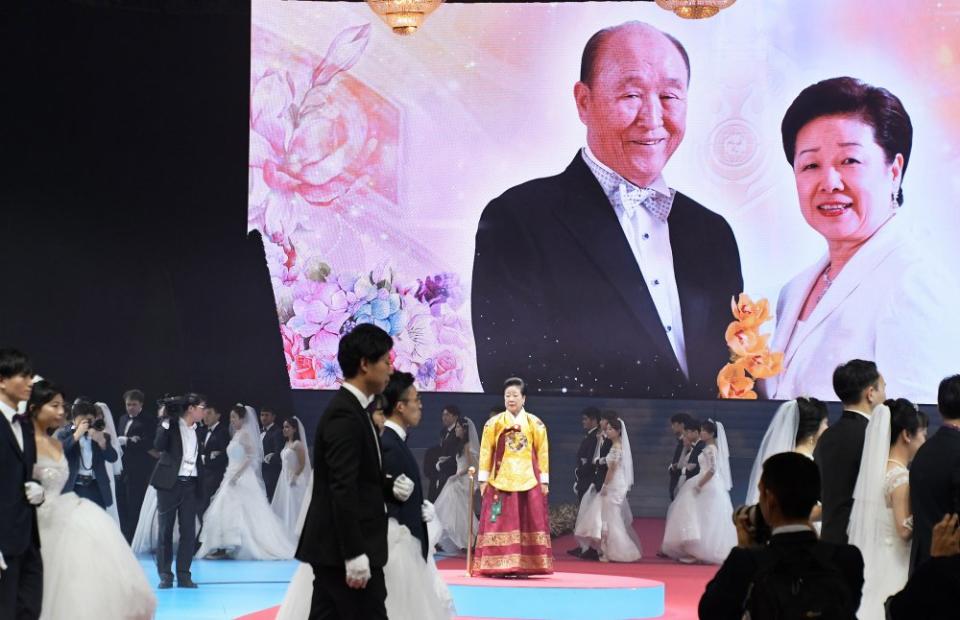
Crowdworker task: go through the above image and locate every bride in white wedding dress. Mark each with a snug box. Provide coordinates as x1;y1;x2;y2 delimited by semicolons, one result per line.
270;416;311;532
434;416;479;553
196;404;295;560
848;399;927;620
661;418;737;565
573;418;643;562
29;380;156;620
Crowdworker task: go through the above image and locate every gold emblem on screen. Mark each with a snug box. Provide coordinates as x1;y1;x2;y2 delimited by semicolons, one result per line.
366;0;444;35
655;0;737;19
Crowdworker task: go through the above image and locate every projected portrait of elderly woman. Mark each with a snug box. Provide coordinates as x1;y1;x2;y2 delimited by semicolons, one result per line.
764;77;960;403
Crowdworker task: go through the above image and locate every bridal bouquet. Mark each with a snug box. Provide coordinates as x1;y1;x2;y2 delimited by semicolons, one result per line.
717;294;783;399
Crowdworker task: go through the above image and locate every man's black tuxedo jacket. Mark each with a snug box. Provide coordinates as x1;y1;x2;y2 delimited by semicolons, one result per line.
0;415;40;557
909;425;960;572
685;439;706;480
200;421;230;477
118;412;157;475
149;417;204;492
297;388;391;568
575;426;601;498
669;437;684;499
592;436;613;491
698;530;864;620
814;410;869;544
380;425;428;560
472;153;743;398
55;426;119;507
887;554;960;619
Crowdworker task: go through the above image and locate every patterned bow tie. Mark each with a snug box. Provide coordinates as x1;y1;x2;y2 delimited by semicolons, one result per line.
12;413;28;425
619;183;672;222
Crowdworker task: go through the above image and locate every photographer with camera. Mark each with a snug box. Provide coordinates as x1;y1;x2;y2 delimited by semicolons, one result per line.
150;393;205;589
55;399;118;510
699;452;864;620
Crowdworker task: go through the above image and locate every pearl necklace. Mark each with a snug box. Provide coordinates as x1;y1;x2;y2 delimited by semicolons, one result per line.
816;265;833;303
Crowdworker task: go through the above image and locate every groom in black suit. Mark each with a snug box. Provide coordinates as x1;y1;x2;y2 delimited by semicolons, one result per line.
296;324;415;620
381;371;432;561
117;389;157;542
0;349;44;620
472;21;742;399
814;360;886;544
151;393;206;589
909;374;960;573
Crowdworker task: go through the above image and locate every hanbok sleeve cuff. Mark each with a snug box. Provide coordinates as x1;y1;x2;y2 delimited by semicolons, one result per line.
478;470;489;482
539;473;549;484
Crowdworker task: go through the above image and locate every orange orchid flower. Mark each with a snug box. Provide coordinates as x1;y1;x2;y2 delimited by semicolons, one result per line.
717;363;758;399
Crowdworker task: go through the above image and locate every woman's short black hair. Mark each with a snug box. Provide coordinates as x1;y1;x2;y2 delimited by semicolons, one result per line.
700;419;718;437
337;324;393;379
795;397;829;445
71;399;99;420
27;380;62;418
503;377;526;396
939;375;960;421
887;398;928;446
230;403;248;419
284;416;301;441
781;76;912;205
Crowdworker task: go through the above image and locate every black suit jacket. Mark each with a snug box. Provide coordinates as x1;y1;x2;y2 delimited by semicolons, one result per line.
261;423;284;471
380;425;428;560
471;153;743;398
149;417;204;493
0;414;40;557
669;437;685;499
814;410;869;544
296;387;392;568
908;425;960;572
437;426;460;480
200;421;230;476
118;412;157;475
698;530;864;620
575;426;601;497
887;555;960;619
592;436;613;491
55;426;119;507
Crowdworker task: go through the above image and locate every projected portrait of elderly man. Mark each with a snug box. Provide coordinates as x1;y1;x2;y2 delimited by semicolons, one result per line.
471;21;743;398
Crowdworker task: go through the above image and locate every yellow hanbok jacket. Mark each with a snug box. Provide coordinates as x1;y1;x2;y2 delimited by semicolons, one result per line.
477;409;549;492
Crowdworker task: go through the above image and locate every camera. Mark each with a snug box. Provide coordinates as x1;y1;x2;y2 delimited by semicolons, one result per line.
734;503;771;546
91;418;106;432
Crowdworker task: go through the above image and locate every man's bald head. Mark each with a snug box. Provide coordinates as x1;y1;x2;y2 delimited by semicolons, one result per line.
580;21;690;87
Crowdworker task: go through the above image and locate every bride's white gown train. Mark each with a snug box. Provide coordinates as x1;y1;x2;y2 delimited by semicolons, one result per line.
35;454;157;620
196;429;295;560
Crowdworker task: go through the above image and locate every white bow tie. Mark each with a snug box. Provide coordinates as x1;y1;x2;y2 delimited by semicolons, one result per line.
618;183;671;222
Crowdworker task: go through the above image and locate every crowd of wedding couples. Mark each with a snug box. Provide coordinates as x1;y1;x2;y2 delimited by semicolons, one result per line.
4;343;959;620
0;329;471;620
565;359;959;618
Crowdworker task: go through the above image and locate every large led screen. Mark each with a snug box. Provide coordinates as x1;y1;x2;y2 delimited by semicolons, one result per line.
250;0;960;402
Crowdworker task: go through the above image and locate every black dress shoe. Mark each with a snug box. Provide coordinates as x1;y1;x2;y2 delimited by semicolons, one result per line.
566;547;584;557
177;578;198;589
580;548;600;561
158;579;173;589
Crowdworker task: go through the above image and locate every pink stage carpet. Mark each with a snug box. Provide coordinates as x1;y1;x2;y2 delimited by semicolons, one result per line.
237;518;718;620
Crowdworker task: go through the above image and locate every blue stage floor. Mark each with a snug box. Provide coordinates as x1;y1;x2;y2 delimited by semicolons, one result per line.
144;556;298;620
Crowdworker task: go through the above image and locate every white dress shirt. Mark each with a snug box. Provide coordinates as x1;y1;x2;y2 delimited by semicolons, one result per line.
384;419;407;442
78;435;95;476
582;147;689;376
0;400;23;451
342;382;381;466
177;417;199;477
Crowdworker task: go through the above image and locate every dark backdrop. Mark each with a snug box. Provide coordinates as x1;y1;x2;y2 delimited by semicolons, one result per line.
0;0;291;413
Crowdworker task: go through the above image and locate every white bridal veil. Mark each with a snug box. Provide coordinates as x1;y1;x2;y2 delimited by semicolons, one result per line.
848;404;891;573
745;400;800;505
714;420;733;492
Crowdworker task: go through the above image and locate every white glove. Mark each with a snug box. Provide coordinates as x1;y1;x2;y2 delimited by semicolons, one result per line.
344;553;371;589
0;550;7;577
421;500;436;522
24;481;44;506
161;419;171;430
118;436;128;447
392;474;414;502
264;453;275;465
598;457;607;466
435;455;450;472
